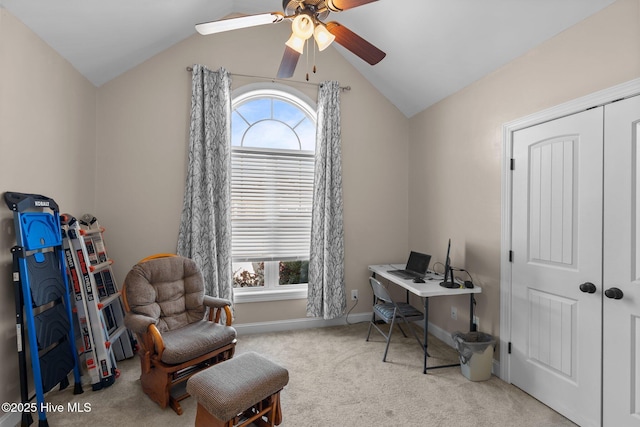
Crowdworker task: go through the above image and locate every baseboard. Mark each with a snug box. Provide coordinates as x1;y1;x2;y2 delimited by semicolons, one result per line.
234;312;372;335
0;411;20;427
425;320;456;347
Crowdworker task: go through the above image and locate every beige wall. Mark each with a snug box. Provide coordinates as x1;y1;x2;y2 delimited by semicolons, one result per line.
95;22;410;324
0;8;96;410
408;0;640;353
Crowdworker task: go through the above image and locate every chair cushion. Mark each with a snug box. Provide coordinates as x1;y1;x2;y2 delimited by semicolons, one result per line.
160;320;237;365
374;302;424;323
124;256;206;332
187;351;289;422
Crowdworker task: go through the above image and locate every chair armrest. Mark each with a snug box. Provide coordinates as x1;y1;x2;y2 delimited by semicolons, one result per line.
125;313;165;361
203;295;232;309
124;312;157;335
147;323;165;359
203;296;233;326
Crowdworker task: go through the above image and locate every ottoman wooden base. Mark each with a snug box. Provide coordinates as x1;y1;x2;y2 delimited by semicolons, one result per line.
194;392;282;427
187;351;289;427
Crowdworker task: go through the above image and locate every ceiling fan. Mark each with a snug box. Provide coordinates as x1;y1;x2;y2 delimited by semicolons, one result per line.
195;0;386;79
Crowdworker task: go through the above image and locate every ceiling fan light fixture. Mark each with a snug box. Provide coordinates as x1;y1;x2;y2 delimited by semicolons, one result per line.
313;23;335;51
285;33;306;54
291;14;314;40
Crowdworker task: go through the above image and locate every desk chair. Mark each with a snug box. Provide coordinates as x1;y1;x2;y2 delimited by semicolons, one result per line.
366;276;424;362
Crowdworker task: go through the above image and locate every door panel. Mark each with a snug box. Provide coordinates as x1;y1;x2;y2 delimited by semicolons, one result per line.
526;288;576;377
603;95;640;426
511;107;603;427
528;137;576;266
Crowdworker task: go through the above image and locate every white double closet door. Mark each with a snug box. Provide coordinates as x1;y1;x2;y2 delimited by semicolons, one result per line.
510;94;640;427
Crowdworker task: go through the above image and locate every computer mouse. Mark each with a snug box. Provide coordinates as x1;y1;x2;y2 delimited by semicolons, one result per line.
413;277;425;283
464;280;474;288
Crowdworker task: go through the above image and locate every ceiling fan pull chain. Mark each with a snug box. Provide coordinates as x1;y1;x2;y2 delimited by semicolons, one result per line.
313;40;317;74
306;39;310;81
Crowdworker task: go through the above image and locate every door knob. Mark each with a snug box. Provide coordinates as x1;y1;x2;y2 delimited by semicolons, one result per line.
579;282;597;293
604;287;624;300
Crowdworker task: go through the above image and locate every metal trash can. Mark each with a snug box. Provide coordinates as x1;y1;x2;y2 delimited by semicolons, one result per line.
452;331;496;381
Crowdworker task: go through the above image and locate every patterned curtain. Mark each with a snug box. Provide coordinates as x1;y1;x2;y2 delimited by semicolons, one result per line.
307;81;346;319
177;65;233;301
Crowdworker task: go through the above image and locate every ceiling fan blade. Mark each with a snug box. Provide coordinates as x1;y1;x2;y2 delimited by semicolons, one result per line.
326;0;378;12
277;46;301;79
196;12;284;35
325;22;386;65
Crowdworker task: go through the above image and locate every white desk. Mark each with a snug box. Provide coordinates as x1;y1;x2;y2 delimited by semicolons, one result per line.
368;264;482;374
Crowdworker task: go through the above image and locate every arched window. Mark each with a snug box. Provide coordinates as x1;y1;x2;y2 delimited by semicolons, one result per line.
230;84;316;297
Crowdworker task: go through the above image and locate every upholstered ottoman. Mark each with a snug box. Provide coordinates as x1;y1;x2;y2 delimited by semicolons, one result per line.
186;351;289;427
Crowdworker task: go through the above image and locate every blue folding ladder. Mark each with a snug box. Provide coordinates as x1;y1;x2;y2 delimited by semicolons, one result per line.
5;192;83;427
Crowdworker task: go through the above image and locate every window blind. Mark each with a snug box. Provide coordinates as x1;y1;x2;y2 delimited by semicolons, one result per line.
231;147;314;262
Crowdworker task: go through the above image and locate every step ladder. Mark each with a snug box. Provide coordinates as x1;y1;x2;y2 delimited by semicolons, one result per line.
77;214;135;361
61;215;116;391
61;214;133;391
4;191;83;427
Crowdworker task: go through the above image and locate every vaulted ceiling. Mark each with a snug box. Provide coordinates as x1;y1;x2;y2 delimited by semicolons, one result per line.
0;0;617;117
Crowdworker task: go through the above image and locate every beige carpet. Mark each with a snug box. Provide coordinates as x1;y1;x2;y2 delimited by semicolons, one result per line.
43;322;575;427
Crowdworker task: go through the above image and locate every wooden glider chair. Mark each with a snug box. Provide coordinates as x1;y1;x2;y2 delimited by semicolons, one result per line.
122;254;237;415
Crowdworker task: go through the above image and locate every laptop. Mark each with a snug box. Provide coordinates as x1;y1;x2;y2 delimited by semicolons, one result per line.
387;251;431;279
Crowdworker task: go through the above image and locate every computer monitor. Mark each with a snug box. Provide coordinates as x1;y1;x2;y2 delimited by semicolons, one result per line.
439;238;457;288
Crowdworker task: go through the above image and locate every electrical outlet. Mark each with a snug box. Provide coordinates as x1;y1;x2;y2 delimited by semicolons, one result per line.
473;315;480;326
351;290;358;301
451;306;457;320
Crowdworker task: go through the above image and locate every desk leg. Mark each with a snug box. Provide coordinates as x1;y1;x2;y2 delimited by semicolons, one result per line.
469;294;476;332
422;295;461;374
423;297;429;374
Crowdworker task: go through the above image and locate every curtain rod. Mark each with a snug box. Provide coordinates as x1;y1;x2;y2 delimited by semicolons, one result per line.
185;66;350;91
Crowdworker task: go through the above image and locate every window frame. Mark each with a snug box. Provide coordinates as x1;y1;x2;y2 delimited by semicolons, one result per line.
230;83;317;303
